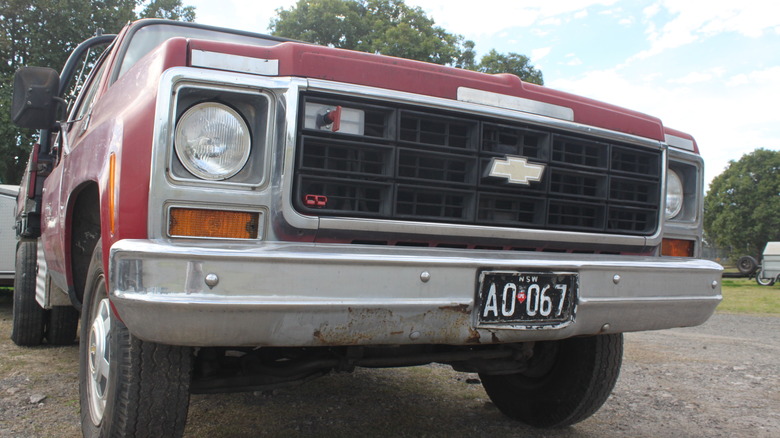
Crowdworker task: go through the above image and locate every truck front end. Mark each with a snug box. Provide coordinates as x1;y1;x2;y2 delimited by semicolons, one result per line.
108;23;721;349
48;20;721;434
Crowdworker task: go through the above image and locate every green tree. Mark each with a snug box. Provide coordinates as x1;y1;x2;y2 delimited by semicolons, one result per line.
0;0;196;184
270;0;543;84
704;149;780;259
271;0;465;65
477;49;544;85
140;0;196;21
456;39;476;70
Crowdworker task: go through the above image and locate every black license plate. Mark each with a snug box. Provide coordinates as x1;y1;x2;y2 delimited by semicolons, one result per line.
477;271;577;327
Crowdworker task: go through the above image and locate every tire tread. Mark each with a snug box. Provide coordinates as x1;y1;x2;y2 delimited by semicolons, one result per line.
46;306;80;345
79;240;192;437
11;241;45;346
480;334;623;428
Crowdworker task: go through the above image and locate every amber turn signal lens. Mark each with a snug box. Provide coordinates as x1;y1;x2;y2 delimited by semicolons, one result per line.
662;239;694;257
169;208;259;239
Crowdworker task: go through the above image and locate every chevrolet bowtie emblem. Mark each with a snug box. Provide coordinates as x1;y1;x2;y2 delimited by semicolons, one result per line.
487;156;545;185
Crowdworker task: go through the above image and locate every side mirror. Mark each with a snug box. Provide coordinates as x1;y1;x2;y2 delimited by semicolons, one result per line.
11;67;61;130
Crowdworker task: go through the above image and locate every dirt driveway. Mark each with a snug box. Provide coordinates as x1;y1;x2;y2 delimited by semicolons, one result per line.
1;291;778;437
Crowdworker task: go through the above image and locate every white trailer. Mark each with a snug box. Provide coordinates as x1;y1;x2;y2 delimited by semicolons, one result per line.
0;185;20;286
756;242;780;286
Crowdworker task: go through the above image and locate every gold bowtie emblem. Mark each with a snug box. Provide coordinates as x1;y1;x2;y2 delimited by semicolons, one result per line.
488;156;545;185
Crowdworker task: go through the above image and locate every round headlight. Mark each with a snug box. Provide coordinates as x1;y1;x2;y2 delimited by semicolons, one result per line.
665;170;684;219
174;102;251;180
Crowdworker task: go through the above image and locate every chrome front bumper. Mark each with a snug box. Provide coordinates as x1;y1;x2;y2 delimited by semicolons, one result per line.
109;239;722;347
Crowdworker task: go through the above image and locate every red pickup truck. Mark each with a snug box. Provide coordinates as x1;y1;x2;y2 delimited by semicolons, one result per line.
10;19;722;436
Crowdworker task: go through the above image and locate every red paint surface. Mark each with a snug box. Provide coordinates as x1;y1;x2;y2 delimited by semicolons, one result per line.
188;39;666;141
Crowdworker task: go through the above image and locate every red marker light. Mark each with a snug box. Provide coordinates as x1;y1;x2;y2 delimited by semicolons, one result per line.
323;106;342;132
304;194;328;208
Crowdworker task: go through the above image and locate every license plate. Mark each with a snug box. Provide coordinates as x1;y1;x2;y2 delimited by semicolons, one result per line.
476;271;577;327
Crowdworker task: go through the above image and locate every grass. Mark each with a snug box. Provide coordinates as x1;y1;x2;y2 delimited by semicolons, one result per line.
718;278;780;315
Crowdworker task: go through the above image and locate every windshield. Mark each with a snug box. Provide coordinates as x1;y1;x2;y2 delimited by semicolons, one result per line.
116;22;285;79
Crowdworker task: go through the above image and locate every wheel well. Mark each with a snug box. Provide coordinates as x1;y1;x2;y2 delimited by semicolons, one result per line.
70;183;101;307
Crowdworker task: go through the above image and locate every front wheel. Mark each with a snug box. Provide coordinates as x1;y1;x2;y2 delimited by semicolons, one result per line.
756;275;776;286
79;240;193;437
480;334;623;428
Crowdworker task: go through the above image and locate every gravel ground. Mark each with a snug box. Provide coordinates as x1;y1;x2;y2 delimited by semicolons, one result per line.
1;290;778;437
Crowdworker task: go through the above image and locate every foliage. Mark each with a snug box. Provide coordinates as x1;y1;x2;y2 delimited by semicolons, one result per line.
476;49;544;85
139;0;195;21
270;0;543;84
0;0;196;184
704;149;780;260
271;0;463;65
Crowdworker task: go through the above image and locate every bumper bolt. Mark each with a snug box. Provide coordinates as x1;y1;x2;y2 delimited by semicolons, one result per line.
711;280;719;289
420;271;431;283
613;274;621;284
409;331;421;340
205;273;219;289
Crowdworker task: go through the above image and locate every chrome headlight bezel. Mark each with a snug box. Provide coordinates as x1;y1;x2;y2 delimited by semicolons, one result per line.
174;102;252;181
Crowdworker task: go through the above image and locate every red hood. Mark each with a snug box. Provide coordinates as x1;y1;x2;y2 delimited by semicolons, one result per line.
187;39;666;142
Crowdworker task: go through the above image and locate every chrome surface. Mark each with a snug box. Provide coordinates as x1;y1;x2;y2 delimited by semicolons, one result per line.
87;297;111;425
148;68;674;249
191;50;280;76
109;239;722;347
457;87;575;121
205;273;219;288
663;148;705;257
665;133;696;151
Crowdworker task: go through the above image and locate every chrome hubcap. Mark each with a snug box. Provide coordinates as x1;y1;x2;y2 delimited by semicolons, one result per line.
87;296;111;425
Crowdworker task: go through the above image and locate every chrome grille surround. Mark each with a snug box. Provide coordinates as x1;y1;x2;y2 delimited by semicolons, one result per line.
293;92;664;237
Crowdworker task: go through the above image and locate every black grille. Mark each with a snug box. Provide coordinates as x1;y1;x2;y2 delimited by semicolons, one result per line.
294;95;662;236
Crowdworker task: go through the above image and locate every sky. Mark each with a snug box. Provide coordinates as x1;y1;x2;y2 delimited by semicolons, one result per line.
185;0;780;189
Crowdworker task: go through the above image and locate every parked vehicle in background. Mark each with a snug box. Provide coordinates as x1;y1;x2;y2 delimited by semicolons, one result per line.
9;19;722;437
755;242;780;286
0;185;20;286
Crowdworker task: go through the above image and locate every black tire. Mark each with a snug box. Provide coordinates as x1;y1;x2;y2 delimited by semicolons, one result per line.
737;256;759;275
11;240;45;346
480;334;623;428
79;240;193;437
46;306;80;345
756;275;776;286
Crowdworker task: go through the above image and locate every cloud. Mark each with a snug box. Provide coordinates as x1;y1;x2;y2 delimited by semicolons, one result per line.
532;47;552;61
564;53;583;66
669;71;714;84
405;0;620;38
540;17;563;26
189;0;298;33
632;0;780;61
727;66;780;87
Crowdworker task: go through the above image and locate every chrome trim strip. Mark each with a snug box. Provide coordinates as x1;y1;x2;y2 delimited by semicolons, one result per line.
191;49;279;76
579;295;719;303
665;133;696;151
457;87;574;121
